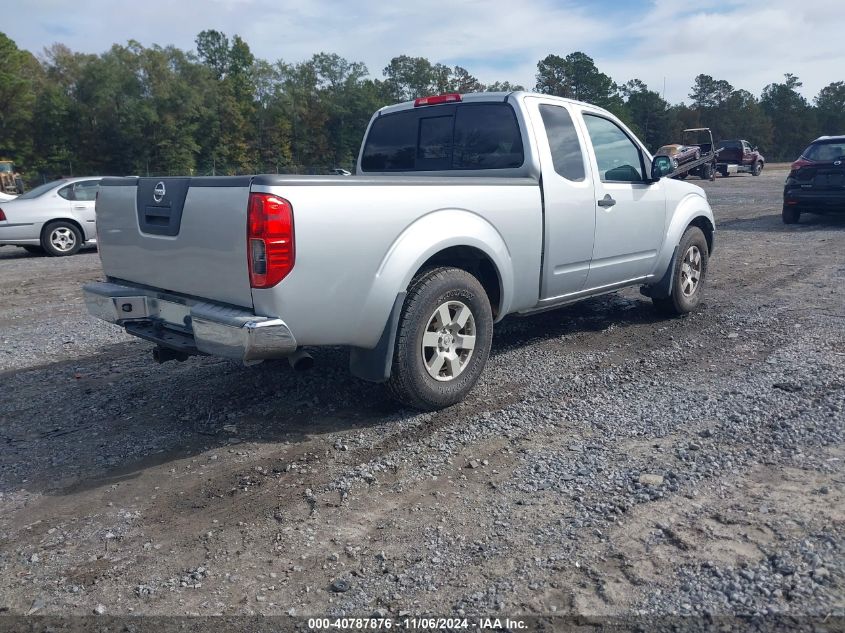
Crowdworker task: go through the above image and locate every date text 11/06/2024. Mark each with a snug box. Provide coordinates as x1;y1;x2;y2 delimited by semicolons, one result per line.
307;617;529;630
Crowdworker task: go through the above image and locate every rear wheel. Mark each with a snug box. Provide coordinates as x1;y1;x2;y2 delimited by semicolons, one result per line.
782;205;801;224
720;166;730;177
752;161;763;176
653;226;709;316
700;163;712;180
41;221;82;256
387;267;493;410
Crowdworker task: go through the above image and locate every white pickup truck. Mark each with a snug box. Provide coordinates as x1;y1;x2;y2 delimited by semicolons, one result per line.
85;91;715;410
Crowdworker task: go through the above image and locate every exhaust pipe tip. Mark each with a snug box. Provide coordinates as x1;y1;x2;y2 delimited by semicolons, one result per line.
288;349;314;371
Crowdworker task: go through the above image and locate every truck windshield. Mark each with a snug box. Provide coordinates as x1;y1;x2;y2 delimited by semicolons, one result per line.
361;103;524;172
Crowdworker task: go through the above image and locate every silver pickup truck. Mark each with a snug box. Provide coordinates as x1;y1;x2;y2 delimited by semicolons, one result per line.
85;91;715;410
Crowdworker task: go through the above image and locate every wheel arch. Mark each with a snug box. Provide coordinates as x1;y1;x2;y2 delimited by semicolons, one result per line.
349;208;514;383
372;209;514;323
687;215;715;255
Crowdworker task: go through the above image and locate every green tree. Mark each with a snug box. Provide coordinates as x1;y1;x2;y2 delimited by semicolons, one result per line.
619;79;674;152
535;52;623;115
761;74;816;160
382;55;436;101
485;80;524;92
689;74;733;110
0;33;39;171
195;30;230;79
814;81;845;135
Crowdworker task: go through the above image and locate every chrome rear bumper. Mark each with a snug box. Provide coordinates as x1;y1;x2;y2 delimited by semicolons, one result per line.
83;281;297;361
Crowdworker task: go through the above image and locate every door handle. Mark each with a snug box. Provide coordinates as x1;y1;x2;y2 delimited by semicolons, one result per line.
73;205;86;210
597;194;616;208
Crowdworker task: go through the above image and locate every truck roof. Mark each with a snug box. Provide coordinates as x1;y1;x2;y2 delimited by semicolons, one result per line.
376;91;612;117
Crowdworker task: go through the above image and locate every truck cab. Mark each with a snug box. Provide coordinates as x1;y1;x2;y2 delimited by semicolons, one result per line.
716;139;765;176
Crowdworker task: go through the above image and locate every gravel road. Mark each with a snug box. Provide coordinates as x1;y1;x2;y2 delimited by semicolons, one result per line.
0;167;843;625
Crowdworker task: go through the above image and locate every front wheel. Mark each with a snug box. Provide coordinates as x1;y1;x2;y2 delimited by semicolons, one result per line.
653;226;709;316
387;267;493;410
752;161;763;176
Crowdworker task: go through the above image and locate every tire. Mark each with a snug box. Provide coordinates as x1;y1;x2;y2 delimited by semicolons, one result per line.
752;161;763;176
22;246;44;255
652;226;709;316
41;221;83;256
387;267;493;410
699;163;712;180
782;205;800;224
720;167;729;177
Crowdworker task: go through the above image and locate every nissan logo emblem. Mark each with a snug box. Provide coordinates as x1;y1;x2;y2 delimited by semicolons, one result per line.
836;160;842;166
153;181;166;203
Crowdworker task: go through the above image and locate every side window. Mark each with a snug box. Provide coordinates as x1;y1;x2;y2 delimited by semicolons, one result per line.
539;105;585;181
583;114;644;183
360;113;416;171
58;185;74;200
73;181;100;201
453;104;524;169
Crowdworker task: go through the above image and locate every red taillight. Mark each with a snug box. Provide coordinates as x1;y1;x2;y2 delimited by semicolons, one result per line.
247;192;295;288
790;158;813;172
414;93;462;107
0;208;5;222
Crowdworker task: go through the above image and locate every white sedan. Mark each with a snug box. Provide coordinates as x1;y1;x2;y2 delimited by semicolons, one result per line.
0;177;102;256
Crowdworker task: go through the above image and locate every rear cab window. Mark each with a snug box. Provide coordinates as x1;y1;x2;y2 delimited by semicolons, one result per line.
361;103;524;172
538;104;586;181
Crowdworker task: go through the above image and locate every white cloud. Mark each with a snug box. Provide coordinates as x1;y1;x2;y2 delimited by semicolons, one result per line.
4;0;843;103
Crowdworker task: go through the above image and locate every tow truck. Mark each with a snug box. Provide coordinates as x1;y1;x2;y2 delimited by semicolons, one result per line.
668;128;720;181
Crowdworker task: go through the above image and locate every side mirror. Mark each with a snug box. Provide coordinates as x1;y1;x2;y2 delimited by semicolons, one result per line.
752;146;758;152
651;156;673;181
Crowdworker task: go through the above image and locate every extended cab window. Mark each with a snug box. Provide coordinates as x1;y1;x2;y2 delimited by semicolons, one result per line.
539;105;585;181
583;114;644;183
361;103;523;172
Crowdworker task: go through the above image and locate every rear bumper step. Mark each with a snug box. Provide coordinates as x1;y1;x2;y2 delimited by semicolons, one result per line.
83;281;297;362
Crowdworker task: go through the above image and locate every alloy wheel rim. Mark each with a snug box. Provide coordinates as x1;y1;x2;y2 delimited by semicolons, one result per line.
680;245;702;297
421;300;476;382
50;227;76;252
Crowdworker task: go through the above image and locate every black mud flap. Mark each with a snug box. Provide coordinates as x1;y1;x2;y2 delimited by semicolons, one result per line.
640;246;678;299
349;292;406;383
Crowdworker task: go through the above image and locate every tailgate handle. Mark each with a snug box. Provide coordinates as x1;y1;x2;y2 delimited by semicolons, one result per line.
144;205;172;226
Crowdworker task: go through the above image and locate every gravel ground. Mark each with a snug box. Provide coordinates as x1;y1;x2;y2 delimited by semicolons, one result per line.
0;167;843;626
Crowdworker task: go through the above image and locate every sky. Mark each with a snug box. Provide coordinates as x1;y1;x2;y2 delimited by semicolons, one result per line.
4;0;844;104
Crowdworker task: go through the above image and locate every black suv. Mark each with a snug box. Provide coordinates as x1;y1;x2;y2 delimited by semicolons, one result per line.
783;135;845;224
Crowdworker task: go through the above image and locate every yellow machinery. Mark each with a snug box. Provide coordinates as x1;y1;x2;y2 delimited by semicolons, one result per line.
0;160;24;195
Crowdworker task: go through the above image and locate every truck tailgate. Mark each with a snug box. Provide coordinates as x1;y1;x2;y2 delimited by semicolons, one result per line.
96;177;254;308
